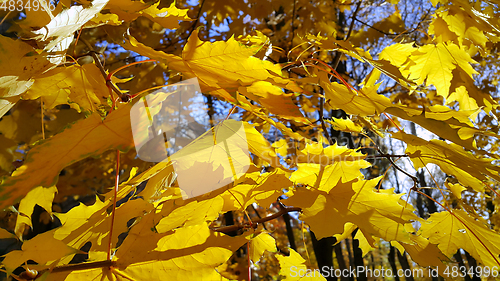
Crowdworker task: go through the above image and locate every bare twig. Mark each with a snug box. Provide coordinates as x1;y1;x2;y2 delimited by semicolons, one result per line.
319;89;334;146
211;206;302;234
375;146;419;189
320;1;362;144
89;51;130;102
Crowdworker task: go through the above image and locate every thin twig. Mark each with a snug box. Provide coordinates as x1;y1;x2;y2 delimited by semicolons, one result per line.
211;206;302;234
107;150;120;260
189;0;206;35
291;0;296;50
366;154;408;159
319;90;334;146
89;51;129;101
0;10;12;27
320;1;362;144
376;146;418;188
40;98;45;140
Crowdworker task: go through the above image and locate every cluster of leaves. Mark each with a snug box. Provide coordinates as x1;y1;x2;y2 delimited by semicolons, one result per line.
1;0;500;280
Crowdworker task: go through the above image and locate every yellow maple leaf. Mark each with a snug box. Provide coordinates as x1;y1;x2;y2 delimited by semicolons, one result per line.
324;117;363;133
321;76;391;116
53;196;152;263
285;177;418;242
420;209;500;267
122;31;299;103
14;185;57;238
238;81;307;122
141;1;192;29
277;248;326;280
393;131;500;192
0;36;54;101
220;166;292;210
385;105;483;151
406;42;477;99
2;230;79;275
249;232;277;263
291;142;370;191
396;235;449;273
24;64;111;112
105;0;191;29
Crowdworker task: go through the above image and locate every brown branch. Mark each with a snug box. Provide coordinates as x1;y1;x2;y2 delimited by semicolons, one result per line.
32;260;116;278
374;145;418;188
319;89;334;146
189;0;206;35
89;51;130;102
366;154;408;159
211;206;302;234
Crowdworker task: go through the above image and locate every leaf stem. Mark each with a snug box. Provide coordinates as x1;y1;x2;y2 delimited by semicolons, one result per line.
107;150;120;260
106;59;156;81
247;242;251;280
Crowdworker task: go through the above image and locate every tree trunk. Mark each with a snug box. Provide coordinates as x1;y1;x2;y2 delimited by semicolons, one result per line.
351;229;366;281
310;231;337;281
388;246;400;281
396;251;414;281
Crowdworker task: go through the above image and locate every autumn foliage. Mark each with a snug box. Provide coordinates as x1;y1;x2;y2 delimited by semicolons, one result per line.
1;0;500;280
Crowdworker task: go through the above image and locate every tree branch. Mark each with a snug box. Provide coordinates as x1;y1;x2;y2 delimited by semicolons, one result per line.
89;51;130;102
211;205;302;234
320;1;362;144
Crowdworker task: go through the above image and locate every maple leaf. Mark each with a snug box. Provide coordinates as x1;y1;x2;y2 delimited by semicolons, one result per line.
385;105;483;151
248;232;277;263
14;185;57;238
2;230;79;275
219;165;292;210
393;131;500;192
290;142;370;191
394;235;449;276
324;118;364;133
420;209;500;267
48;216;247;280
277;248;326;280
141;1;192;29
121;30;299;102
105;0;191;29
53;196;152;262
23;64;111;112
284;177;418;242
321;77;391;116
308;34;416;89
405;42;477;99
0;36;54;103
238;81;307;122
29;0;109;52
